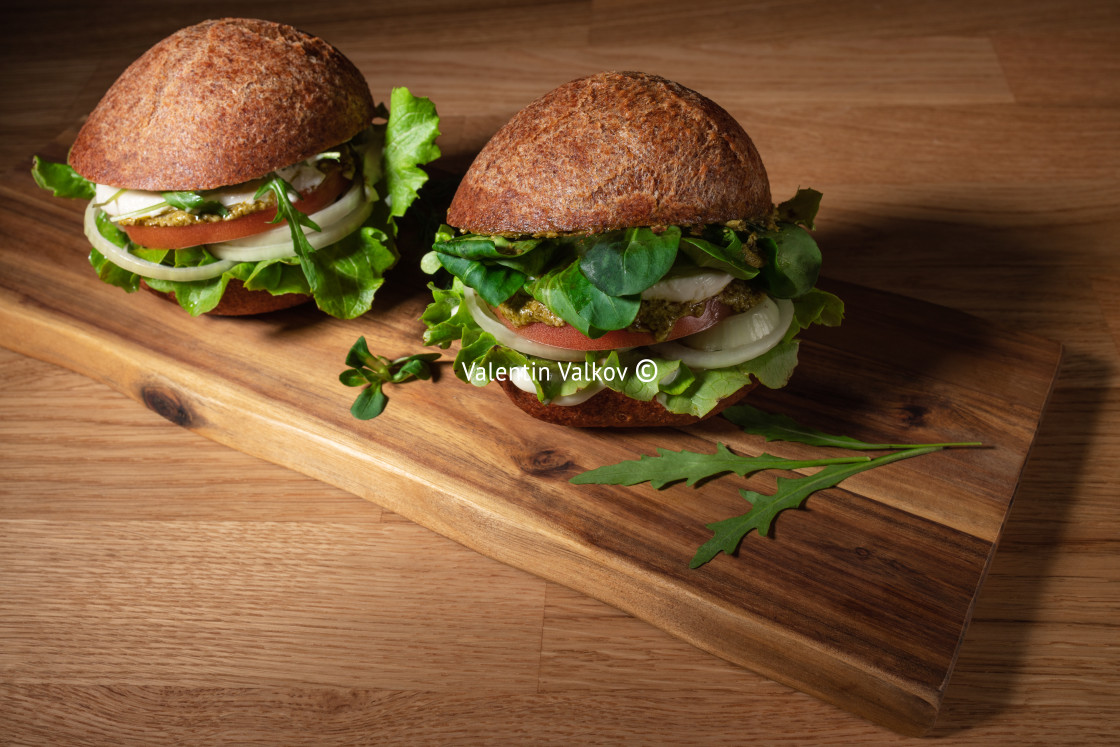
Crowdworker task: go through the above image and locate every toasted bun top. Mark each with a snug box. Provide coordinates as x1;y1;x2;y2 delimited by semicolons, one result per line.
447;71;771;235
69;18;375;191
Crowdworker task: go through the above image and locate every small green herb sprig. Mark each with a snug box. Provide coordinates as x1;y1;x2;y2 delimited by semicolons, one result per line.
340;337;440;420
571;404;983;569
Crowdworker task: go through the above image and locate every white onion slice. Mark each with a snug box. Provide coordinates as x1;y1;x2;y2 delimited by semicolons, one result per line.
84;203;237;282
463;288;587;362
649;297;794;370
509;366;537;393
507;366;607;406
550;382;607;406
681;296;783;352
641;269;733;302
208;181;371;261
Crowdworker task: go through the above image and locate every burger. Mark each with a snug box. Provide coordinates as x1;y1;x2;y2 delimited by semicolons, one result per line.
31;17;440;317
421;71;842;427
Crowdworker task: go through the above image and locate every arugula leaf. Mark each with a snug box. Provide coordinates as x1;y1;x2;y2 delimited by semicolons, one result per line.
257;176;320;240
723;405;983;449
340;336;440;420
571;443;868;489
690;447;941;568
253;176;399;319
31;156;94;199
579;227;680;296
383;87;442;220
162;190;230;218
567;402;982;569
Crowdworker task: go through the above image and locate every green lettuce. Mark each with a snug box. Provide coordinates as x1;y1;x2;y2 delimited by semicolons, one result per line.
31;156;94;199
383;87;442;222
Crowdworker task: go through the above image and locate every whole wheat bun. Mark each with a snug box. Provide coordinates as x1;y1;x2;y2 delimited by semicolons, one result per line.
447;71;771;235
498;378;757;428
69;18;375;191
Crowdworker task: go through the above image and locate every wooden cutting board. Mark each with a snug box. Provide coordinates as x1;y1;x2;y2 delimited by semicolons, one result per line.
0;163;1060;736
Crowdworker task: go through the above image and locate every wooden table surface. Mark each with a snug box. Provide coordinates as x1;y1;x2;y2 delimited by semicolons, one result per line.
1;1;1116;744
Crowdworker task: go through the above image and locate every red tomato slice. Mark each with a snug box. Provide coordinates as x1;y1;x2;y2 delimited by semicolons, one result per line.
493;296;735;350
121;169;349;250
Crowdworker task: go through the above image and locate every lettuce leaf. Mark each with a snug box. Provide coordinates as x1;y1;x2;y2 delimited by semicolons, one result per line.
579;227;680;297
435;252;528;307
788;288;845;340
678;228;761;280
776;187;822;229
756;224;821;299
383;87;442;221
433;233;544;261
31;157;94;199
656;340;800;417
526;261;641;337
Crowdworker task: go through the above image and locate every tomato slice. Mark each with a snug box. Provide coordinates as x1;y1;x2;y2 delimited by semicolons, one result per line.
493;296;735;350
120;168;350;250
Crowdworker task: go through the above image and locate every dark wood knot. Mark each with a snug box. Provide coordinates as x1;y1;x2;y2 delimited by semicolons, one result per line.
515;448;574;477
900;404;929;427
140;385;194;427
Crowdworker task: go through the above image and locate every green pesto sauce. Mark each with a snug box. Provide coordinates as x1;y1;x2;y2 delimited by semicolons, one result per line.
122;198;272;227
630;280;765;341
497;292;566;327
497;280;766;341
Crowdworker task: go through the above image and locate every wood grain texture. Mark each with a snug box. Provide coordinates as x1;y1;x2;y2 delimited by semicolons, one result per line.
1;1;1117;744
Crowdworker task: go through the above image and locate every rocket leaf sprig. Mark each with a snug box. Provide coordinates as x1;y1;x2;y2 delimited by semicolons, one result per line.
571;404;983;568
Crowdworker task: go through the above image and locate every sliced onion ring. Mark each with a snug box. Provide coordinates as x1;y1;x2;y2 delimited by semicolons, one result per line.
208;181;371;262
84;203;237;282
649;297;794;370
508;366;607;407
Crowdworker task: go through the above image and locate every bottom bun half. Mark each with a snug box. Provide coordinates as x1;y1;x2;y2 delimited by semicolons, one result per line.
141;279;310;316
497;377;757;428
